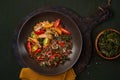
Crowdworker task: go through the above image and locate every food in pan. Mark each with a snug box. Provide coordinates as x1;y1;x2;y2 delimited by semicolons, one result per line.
25;19;73;67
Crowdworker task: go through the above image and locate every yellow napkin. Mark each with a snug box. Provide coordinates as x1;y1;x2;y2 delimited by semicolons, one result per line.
19;68;76;80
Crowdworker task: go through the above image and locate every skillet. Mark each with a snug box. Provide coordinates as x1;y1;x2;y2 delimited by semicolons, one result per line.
13;6;83;75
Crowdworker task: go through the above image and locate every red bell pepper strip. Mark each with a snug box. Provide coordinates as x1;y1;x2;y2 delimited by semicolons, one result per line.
37;57;44;61
50;53;60;59
33;48;42;55
46;50;52;55
55;27;62;35
26;41;32;53
50;54;56;59
34;30;45;35
54;19;60;28
60;27;71;35
58;41;65;47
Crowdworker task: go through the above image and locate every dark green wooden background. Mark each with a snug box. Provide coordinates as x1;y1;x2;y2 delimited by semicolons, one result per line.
0;0;120;80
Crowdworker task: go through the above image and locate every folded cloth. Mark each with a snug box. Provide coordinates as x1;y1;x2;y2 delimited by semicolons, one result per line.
19;68;76;80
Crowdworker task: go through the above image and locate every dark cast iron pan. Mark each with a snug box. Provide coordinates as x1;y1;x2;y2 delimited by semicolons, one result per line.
13;1;112;75
13;6;83;75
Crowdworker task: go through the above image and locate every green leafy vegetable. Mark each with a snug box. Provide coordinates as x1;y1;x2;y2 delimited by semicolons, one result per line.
98;30;120;57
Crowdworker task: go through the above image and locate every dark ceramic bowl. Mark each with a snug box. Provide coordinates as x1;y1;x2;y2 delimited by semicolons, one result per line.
13;7;83;75
95;28;120;60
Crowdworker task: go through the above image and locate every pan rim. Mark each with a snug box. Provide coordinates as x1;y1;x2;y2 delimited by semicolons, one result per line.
13;6;83;75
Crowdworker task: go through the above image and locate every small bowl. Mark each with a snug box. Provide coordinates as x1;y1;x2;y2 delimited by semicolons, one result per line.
95;28;120;60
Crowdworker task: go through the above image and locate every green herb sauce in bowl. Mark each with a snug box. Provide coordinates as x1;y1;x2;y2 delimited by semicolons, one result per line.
95;28;120;60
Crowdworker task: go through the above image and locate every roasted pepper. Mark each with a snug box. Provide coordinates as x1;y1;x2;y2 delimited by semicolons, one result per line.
58;41;65;47
26;41;32;53
55;27;62;35
54;19;60;28
43;38;50;47
37;57;44;61
61;27;71;35
32;45;38;52
50;53;60;59
34;30;45;35
44;23;53;29
46;50;52;54
33;48;42;54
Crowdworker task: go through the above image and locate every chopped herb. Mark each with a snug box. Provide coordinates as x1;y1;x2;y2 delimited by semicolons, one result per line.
98;30;120;57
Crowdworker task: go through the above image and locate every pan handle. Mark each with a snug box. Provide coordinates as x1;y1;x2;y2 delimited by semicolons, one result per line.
82;0;112;32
